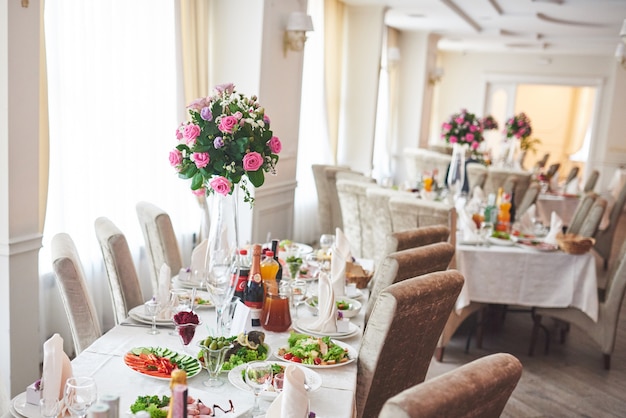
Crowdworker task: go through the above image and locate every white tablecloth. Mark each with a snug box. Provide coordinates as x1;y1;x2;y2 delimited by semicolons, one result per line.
536;193;580;226
455;244;598;321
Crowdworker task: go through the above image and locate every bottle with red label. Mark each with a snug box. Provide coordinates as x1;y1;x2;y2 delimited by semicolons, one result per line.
243;244;264;327
234;248;250;301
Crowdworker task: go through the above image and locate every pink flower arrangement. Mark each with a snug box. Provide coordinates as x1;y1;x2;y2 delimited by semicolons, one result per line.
481;115;499;131
440;108;484;150
504;112;532;140
170;83;281;204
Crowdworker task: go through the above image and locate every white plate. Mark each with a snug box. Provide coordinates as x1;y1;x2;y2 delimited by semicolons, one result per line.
124;347;202;379
273;339;358;369
304;297;362;318
516;239;559;252
293;318;360;339
12;392;39;418
263;242;314;258
173;274;205;290
487;236;516;246
128;305;175;326
227;361;322;398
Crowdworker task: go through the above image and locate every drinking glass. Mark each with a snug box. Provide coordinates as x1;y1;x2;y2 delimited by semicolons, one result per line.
40;398;60;418
319;234;335;252
244;361;272;416
199;344;231;387
272;372;285;393
144;299;160;335
480;222;494;247
290;280;308;320
63;377;97;418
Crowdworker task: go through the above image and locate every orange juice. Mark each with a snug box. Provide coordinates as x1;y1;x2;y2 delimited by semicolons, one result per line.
423;177;433;192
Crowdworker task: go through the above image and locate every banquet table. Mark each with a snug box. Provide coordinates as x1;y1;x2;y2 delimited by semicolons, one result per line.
11;289;368;418
455;243;598;322
535;192;580;227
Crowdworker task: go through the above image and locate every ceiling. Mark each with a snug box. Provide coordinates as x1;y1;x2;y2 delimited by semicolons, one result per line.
343;0;626;57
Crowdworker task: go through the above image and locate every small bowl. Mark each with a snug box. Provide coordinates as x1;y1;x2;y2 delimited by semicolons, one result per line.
304;297;362;318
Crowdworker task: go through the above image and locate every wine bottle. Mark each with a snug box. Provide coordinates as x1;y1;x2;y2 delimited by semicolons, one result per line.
166;369;188;418
234;248;250;301
270;239;283;284
244;244;264;327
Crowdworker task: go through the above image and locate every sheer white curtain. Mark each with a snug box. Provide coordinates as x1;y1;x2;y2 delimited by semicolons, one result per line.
42;0;200;346
293;0;331;246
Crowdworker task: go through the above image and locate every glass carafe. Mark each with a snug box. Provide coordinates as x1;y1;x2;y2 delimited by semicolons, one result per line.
260;280;292;332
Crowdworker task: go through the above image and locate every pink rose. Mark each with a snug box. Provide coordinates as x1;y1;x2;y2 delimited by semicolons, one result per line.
192;187;206;197
264;115;271;125
218;116;238;133
469;125;478;132
169;149;182;167
183;123;201;145
466;133;475;142
176;126;183;140
471;141;480;150
449;136;458;143
267;136;282;154
442;122;451;131
209;176;232;196
455;117;464;124
234;111;243;120
192;152;210;168
243;152;264;171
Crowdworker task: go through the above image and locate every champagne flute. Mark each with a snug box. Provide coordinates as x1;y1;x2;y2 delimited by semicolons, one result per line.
290;280;308;320
244;361;273;416
63;377;97;418
144;298;160;335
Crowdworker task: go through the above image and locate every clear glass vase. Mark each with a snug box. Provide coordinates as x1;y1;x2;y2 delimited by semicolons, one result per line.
447;142;467;201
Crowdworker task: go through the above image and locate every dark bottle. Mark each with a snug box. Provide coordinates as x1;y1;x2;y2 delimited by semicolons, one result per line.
244;244;264;327
270;239;283;284
234;248;250;301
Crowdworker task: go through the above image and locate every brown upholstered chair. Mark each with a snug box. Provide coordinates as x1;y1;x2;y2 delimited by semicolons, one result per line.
356;271;465;418
95;217;145;325
136;201;183;297
594;181;626;269
51;233;102;356
531;239;626;369
365;242;456;323
378;353;523;418
546;163;560;179
583;169;600;193
384;225;450;254
564;166;580;187
516;181;540;219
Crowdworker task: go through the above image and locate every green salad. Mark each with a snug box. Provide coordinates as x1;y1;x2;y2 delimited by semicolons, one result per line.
277;332;350;366
130;395;170;418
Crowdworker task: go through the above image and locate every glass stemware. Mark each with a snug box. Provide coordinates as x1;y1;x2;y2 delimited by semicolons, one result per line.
40;398;61;418
244;361;272;416
199;344;231;387
480;221;494;247
144;298;160;335
63;377;97;418
319;234;335;253
290;280;308;320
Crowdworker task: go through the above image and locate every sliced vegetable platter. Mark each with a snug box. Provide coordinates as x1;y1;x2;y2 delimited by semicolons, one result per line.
124;346;202;379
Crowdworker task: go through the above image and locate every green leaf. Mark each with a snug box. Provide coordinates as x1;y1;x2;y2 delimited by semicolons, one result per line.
247;169;265;187
191;172;204;190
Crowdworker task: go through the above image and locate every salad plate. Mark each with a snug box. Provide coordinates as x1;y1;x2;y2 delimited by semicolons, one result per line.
128;305;175;326
487;236;516;246
294;318;360;339
11;392;39;418
273;337;357;369
227;361;322;398
516;238;559;252
124;347;202;379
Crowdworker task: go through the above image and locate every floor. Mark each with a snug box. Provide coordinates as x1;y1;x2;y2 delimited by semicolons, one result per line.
425;212;626;417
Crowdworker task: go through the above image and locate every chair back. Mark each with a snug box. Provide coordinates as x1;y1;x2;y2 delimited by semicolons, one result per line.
384;225;450;254
336;178;377;258
566;193;596;235
51;233;102;356
95;217;145;325
136;201;183;297
366;242;456;323
564;166;580;186
378;353;523;418
602;240;626;349
485;169;532;208
583;170;600;192
516;182;540;218
577;198;607;238
546;163;560;179
594;181;626;263
356;271;465;418
388;196;456;247
466;163;487;193
311;164;352;234
404;148;451;186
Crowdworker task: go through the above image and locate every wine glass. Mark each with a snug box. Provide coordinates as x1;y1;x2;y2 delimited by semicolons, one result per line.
244;361;273;416
40;398;60;418
63;377;97;418
480;222;494;247
290;280;308;320
319;234;335;253
144;298;160;335
199;343;231;387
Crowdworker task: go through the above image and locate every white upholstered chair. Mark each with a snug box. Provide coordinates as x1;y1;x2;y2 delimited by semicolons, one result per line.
136;201;183;297
336;177;378;258
594;181;626;269
577;197;607;238
95;217;145;325
379;353;523;418
516;181;540;219
403;148;451;186
51;233;102;356
566;193;597;235
356;271;465;418
583;169;600;193
466;162;488;194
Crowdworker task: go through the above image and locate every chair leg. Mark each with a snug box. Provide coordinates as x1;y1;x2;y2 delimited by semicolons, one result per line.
603;354;611;370
435;346;444;362
604;258;608;271
529;313;541;356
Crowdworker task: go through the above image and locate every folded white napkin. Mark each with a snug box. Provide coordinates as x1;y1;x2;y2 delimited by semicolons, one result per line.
189;239;208;274
459;208;480;242
266;365;309;418
472;185;485;203
331;228;351;297
157;263;171;319
518;204;536;235
565;179;579;194
544;211;563;245
307;271;337;334
42;334;73;401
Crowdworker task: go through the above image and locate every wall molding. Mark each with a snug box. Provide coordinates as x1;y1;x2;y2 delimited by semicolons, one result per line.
0;233;43;256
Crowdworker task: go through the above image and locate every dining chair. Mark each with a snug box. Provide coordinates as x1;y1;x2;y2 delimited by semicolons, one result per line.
546;162;561;179
356;270;465;418
403;147;451;186
537;152;550;169
384;225;450;255
566;192;597;235
312;164;346;235
336;177;378;258
564;166;580;187
136;201;183;297
378;353;523;418
516;182;541;219
94;217;145;325
594;180;626;269
466;162;488;194
530;238;626;369
388;196;457;246
365;242;456;323
577;197;607;238
583;169;600;193
51;233;102;356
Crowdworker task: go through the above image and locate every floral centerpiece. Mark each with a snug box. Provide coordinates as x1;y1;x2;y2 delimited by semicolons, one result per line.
169;83;281;204
440;108;484;152
481;115;499;131
504;112;532;139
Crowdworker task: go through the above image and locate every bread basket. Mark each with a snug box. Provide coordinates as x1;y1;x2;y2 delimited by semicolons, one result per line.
345;261;373;289
556;232;595;255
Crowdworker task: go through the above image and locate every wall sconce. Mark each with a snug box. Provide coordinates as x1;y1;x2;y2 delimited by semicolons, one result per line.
621;18;626;43
284;12;314;56
429;67;444;85
616;43;626;69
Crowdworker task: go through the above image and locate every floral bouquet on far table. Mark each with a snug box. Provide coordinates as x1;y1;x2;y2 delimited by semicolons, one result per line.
440;108;484;152
481;115;499;131
169;83;281;204
504;112;532;140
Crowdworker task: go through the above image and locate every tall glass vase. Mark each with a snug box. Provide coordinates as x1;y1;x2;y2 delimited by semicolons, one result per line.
204;186;239;336
447;142;467;201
